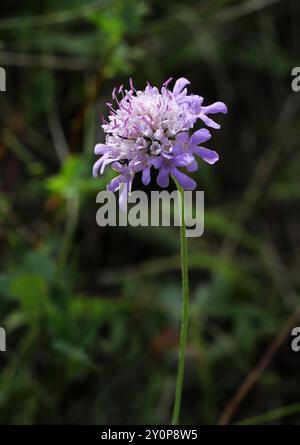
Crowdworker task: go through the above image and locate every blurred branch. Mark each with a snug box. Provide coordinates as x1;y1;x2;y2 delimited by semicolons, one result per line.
218;233;300;424
99;251;253;288
0;51;101;71
212;0;283;25
47;109;69;163
0;0;111;30
219;302;300;425
262;241;298;308
219;94;300;258
58;195;80;268
0;192;36;244
217;95;300;425
147;0;283;35
3;129;34;166
45;73;70;163
70;71;105;150
235;402;300;425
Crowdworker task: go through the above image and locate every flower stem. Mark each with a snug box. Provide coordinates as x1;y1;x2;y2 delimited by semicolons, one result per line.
172;178;189;425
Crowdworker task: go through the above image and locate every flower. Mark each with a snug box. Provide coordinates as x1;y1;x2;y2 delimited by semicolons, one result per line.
93;77;227;209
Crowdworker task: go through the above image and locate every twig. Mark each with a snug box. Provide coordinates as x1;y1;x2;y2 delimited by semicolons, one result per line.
219;303;300;425
217;97;300;425
219;94;300;258
45;73;70;163
213;0;283;25
147;0;283;35
0;51;102;71
0;0;111;30
70;70;105;150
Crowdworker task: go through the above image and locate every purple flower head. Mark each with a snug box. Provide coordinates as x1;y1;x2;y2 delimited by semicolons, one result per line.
93;77;227;209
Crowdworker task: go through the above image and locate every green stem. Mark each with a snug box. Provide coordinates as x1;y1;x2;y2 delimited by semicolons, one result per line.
172;178;189;425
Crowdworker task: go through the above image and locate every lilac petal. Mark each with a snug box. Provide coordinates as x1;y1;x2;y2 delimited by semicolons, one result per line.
161;152;173;160
101;157;118;174
172;143;182;156
175;132;189;143
95;151;109;173
184;95;203;113
175;153;194;167
142;166;151;186
151;157;163;169
171;168;196;190
173;78;190;96
132;161;144;172
111;162;126;174
107;175;123;192
186;159;198;172
93;158;103;177
194;147;219;164
198;112;221;129
157;167;170;188
176;89;188;102
190;128;211;145
201;101;228;115
94;144;109;155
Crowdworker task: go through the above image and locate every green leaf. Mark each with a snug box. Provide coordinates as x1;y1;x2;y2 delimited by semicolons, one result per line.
9;274;48;314
52;339;95;369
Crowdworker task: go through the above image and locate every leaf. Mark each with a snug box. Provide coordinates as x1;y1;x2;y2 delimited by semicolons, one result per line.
47;154;114;199
9;274;48;314
52;339;95;369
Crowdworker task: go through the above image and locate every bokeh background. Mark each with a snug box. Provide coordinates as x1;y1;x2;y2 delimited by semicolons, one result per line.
1;0;300;425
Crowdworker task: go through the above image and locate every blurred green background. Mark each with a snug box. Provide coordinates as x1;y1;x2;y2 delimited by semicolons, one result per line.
1;0;300;425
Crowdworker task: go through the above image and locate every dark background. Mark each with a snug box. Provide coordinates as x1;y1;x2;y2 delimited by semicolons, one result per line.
1;0;300;425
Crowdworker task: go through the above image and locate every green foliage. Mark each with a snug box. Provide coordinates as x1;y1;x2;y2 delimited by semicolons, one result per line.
47;154;110;199
0;0;300;426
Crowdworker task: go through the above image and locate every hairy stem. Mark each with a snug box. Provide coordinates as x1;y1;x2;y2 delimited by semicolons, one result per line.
172;178;189;425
